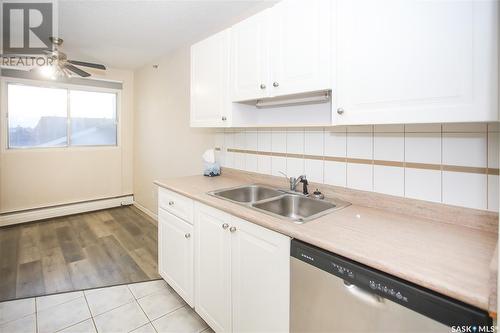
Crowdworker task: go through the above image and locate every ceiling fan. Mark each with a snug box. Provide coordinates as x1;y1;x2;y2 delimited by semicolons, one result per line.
37;37;106;79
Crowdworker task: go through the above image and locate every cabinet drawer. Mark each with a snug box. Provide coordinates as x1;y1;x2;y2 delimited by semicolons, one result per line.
158;187;194;224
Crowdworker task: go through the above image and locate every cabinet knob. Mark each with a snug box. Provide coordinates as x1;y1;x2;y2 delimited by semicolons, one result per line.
337;108;344;115
221;116;227;121
168;201;174;206
222;223;229;229
273;82;279;87
229;226;237;233
260;83;266;89
184;233;191;239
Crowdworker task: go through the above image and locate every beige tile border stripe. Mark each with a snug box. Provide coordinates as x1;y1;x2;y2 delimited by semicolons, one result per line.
223;148;500;176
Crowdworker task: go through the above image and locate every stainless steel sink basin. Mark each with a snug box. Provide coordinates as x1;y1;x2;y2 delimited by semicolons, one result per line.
208;184;350;224
252;194;343;223
209;185;283;203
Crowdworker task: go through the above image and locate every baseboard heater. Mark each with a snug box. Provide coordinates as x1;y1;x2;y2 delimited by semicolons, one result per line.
0;195;134;227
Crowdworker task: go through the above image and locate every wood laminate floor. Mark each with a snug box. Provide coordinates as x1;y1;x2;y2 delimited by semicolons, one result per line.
0;206;160;302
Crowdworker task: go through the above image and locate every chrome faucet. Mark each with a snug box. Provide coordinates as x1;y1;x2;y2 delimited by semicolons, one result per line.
279;172;309;195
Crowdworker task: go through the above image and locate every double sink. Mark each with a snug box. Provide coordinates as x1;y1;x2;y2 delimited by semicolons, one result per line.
208;184;350;224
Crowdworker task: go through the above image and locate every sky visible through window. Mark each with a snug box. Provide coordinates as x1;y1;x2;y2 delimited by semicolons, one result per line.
8;83;117;148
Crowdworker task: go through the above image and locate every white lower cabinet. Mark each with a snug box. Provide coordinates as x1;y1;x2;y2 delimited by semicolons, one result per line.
230;216;290;333
158;191;291;333
158;208;194;307
194;202;290;333
194;203;232;332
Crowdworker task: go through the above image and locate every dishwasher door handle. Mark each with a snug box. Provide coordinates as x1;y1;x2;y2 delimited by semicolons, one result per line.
343;281;385;308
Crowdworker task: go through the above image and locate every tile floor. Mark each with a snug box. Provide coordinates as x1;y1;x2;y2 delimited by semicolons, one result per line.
0;280;212;333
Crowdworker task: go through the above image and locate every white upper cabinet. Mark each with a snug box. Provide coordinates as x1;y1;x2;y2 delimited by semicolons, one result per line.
333;0;499;125
231;0;332;102
191;29;231;127
231;10;271;102
270;0;332;97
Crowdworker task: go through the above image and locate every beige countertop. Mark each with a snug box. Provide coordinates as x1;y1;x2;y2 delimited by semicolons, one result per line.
154;170;498;313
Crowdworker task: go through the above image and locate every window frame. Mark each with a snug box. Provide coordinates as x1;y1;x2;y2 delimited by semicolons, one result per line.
2;78;121;151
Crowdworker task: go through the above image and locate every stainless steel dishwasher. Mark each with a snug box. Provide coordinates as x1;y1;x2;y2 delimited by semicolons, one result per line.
290;239;492;333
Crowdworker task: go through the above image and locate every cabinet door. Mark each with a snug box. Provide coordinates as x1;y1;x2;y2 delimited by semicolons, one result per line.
230;217;290;333
231;9;271;102
191;29;231;127
158;209;194;306
334;0;498;125
194;203;232;332
270;0;332;97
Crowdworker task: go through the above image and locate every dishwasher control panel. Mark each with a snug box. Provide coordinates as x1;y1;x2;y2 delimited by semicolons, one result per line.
291;239;492;328
368;280;408;302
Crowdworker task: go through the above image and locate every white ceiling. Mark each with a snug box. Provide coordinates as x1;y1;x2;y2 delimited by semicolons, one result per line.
58;0;275;70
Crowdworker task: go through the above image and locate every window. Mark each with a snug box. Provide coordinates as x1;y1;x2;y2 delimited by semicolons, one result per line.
7;83;118;149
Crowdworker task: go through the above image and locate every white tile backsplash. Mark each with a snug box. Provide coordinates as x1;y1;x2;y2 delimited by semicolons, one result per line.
488;132;499;168
234;130;245;150
324;161;347;187
346;132;373;159
405;133;441;164
442;133;487;167
347;163;373;191
225;151;234;168
246;130;258;151
258;130;272;152
271;129;286;153
324;130;346;157
245;154;258;173
271;156;286;177
374;124;404;133
442;171;487;210
405;168;441;203
233;152;245;170
374;133;404;161
488;175;499;212
258;155;272;175
347;125;373;133
222;124;497;212
304;128;324;156
373;165;404;196
404;124;441;133
305;159;324;184
442;123;487;133
286;129;305;154
287;157;304;176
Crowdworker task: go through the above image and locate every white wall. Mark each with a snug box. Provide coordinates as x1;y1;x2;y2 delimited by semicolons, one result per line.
217;123;499;212
0;68;134;213
133;47;215;215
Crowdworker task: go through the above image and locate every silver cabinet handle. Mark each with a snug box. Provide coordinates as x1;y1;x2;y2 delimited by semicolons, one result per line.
260;83;266;89
337;108;344;115
184;233;191;239
222;223;229;229
221;116;227;121
168;201;174;206
229;226;237;233
273;82;279;87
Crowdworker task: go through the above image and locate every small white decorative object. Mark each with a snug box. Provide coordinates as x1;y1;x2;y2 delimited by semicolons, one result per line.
202;149;220;177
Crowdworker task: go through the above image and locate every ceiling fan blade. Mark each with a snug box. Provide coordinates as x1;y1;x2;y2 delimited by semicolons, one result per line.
68;60;106;70
64;64;91;77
